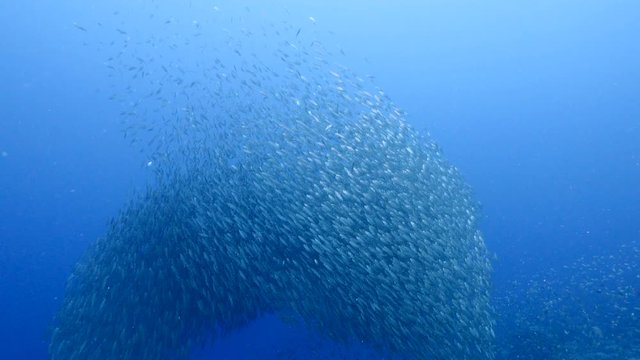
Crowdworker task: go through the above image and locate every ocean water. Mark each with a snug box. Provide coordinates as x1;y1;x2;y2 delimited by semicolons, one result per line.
1;1;639;359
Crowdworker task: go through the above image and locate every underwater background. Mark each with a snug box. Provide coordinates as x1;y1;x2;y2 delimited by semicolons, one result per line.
1;0;639;359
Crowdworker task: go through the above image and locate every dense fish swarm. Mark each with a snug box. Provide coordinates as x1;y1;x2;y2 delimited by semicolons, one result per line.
51;3;494;359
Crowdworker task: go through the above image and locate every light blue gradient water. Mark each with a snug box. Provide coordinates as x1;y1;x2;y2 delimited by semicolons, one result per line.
1;1;639;358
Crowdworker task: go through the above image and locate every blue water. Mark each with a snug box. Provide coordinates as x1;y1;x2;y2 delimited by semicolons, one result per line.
1;0;639;359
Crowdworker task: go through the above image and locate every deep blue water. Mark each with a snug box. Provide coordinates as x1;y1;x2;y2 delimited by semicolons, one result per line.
1;1;639;359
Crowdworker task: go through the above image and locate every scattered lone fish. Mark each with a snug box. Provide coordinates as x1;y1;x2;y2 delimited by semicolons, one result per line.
73;23;87;32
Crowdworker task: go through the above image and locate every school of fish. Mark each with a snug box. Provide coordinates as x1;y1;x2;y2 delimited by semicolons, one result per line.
50;3;494;359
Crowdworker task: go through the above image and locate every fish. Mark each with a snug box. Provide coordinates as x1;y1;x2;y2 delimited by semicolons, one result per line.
50;5;494;360
73;23;87;32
